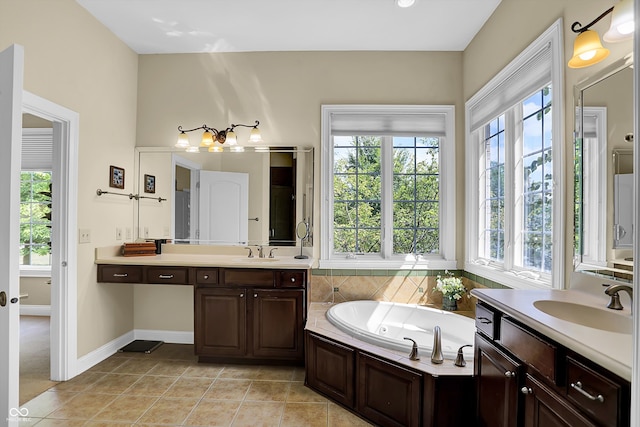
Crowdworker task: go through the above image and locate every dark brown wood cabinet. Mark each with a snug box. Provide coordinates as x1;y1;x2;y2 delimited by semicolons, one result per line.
252;289;304;359
194;287;247;357
474;301;630;427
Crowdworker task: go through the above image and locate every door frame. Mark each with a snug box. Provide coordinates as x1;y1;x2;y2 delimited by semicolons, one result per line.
22;91;78;382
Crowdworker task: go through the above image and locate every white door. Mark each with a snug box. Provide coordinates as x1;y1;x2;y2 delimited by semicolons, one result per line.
0;44;24;423
199;171;249;244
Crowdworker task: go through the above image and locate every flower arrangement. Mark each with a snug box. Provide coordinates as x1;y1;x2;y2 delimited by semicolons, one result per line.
436;271;467;300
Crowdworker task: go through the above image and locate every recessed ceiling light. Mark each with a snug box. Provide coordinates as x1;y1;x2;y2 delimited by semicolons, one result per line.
396;0;416;8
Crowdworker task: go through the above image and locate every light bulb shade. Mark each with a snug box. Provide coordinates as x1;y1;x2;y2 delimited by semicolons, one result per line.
201;130;214;146
568;30;610;68
604;0;634;42
186;146;200;153
395;0;415;7
208;145;223;152
176;132;190;148
226;130;237;146
249;127;263;143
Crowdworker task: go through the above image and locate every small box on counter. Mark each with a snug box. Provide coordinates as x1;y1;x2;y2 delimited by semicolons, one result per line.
121;242;157;257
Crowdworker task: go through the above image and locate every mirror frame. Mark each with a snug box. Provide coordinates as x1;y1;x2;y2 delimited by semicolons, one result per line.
133;145;314;247
574;53;634;283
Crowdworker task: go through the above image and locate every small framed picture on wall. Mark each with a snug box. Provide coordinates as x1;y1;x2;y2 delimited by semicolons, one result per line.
144;174;156;194
109;165;125;189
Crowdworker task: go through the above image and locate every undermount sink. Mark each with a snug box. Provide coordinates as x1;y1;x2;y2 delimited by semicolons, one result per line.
533;300;632;334
233;257;280;263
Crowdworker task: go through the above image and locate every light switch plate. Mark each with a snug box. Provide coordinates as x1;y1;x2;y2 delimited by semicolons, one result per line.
79;228;91;243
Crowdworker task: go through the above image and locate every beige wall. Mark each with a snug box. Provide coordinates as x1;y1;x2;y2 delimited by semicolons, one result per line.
1;0;139;357
19;277;51;306
463;0;633;285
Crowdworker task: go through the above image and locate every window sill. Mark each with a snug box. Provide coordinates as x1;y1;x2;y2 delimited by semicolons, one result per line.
319;258;458;270
20;266;52;278
464;262;552;290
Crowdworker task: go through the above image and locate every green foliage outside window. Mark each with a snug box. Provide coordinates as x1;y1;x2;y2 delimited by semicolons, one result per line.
20;171;52;266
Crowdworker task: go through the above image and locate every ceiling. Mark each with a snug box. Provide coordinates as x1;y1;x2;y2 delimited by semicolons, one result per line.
75;0;502;54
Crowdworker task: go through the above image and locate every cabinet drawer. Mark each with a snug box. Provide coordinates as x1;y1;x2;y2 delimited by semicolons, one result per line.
196;269;219;285
566;356;621;427
223;269;275;287
278;270;306;288
500;317;558;383
475;302;498;340
146;267;189;284
98;265;143;283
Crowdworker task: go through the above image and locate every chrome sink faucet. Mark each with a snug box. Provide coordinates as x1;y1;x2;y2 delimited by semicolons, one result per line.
604;284;633;313
257;245;265;258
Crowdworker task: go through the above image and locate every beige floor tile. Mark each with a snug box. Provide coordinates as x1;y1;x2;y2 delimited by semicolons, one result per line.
22;390;77;418
328;402;373;426
245;381;290;402
219;365;262;380
164;376;214;399
47;392;117;420
88;356;130;373
136;397;199;425
85;421;140;427
124;375;178;396
281;402;328;427
292;367;306;382
287;383;327;403
32;419;87;426
92;395;157;423
183;363;224;379
231;401;284;427
86;373;142;394
185;399;241;427
204;379;251;401
254;366;295;381
147;359;191;376
112;358;160;375
49;371;104;393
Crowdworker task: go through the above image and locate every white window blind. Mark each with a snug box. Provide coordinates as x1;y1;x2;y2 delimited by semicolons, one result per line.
22;128;53;170
467;42;552;132
330;111;447;137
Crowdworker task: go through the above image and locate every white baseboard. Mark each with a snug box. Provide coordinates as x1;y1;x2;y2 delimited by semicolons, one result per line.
134;329;194;344
20;304;51;316
74;329;193;376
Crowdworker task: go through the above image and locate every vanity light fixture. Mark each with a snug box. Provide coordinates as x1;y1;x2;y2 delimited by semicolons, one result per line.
568;0;634;69
395;0;415;8
175;120;262;152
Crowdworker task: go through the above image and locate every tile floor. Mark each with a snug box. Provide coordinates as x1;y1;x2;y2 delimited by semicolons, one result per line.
20;343;372;426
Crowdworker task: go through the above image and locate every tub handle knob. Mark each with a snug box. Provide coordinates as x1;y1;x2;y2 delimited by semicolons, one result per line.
454;344;473;367
403;337;420;361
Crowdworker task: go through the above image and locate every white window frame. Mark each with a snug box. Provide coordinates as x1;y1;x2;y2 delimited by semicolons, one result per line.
320;105;456;269
465;19;565;289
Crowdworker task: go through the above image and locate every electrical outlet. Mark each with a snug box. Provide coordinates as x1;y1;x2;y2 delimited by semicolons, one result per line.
125;228;132;240
79;228;91;243
333;287;339;292
116;227;123;240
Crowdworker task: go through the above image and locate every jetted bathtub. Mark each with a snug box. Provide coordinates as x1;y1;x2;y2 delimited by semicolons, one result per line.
326;300;475;360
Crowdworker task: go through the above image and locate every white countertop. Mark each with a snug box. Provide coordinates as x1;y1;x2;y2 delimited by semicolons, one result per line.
305;302;474;377
471;288;632;381
95;244;315;269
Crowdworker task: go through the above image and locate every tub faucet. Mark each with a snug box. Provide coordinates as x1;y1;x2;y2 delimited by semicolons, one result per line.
604;284;633;313
403;337;420;361
431;326;443;364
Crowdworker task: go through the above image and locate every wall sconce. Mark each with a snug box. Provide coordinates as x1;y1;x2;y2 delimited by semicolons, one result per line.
568;0;634;68
176;120;262;152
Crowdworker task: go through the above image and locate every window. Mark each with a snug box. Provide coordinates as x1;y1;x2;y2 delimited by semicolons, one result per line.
321;105;456;269
465;20;564;289
20;171;52;266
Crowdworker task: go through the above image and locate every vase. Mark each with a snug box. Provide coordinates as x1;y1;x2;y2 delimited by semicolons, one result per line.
442;295;457;311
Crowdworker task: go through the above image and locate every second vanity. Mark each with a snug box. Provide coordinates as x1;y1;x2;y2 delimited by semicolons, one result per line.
95;244;314;364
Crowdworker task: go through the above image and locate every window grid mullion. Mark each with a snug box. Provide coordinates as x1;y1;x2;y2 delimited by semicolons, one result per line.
504;107;520;271
381;136;393;258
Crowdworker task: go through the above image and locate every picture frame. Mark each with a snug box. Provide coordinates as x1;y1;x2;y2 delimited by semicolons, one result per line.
109;165;125;189
144;174;156;194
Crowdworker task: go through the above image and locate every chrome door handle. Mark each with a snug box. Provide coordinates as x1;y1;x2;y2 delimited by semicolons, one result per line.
571;382;605;403
521;387;533;395
158;274;174;279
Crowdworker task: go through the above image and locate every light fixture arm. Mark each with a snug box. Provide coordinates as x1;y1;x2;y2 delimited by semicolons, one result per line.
229;120;260;131
177;120;260;146
571;6;614;33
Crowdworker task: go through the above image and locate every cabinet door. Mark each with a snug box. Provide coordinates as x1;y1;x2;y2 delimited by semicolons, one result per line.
475;333;522;427
305;332;355;408
195;287;247;357
522;374;597;427
357;352;422;427
251;289;304;360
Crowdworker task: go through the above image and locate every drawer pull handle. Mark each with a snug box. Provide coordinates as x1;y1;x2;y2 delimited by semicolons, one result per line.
159;275;174;279
520;387;533;395
571;382;605;403
478;317;492;324
203;275;209;279
504;371;515;378
113;273;128;278
290;277;296;282
254;293;258;298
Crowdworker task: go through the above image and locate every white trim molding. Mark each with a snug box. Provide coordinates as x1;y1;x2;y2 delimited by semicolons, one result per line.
20;305;51;316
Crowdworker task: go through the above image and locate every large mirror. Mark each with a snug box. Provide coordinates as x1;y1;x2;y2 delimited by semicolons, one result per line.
574;54;633;282
134;146;314;247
